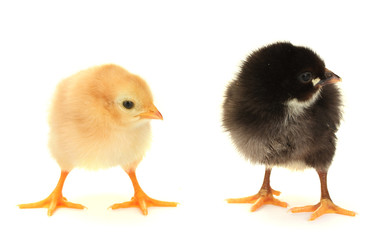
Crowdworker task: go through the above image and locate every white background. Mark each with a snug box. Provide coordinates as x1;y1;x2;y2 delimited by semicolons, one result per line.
1;0;378;239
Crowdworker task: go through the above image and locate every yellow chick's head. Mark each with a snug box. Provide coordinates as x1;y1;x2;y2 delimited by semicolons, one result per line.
49;64;162;171
87;64;163;126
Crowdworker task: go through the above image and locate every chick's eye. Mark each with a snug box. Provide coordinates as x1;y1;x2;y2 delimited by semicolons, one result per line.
122;100;134;109
298;72;313;83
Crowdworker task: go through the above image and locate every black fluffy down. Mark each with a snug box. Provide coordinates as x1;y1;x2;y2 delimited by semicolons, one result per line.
222;42;342;171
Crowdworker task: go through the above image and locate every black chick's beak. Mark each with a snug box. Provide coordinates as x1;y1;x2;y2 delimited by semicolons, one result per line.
316;68;342;87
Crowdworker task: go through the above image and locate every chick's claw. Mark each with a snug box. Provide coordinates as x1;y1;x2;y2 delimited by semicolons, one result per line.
290;198;356;221
109;192;178;216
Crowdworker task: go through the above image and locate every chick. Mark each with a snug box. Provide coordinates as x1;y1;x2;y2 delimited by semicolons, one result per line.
19;64;177;216
223;42;355;220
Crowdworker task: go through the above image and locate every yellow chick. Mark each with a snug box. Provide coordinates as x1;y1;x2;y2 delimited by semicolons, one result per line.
19;64;177;216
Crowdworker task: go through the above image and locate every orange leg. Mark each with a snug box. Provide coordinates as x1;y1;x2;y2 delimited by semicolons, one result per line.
227;168;288;211
290;170;356;220
109;170;178;215
18;171;85;216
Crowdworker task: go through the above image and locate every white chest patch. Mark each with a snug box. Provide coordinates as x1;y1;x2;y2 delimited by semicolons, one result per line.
285;88;321;118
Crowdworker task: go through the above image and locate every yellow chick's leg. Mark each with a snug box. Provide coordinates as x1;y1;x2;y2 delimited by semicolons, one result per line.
109;169;178;215
226;168;288;211
18;171;86;216
290;170;356;220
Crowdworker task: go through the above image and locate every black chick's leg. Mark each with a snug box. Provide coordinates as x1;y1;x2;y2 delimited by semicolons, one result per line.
290;170;356;220
227;168;288;211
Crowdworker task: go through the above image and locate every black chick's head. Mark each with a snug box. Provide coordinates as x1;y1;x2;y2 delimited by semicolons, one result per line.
238;42;340;104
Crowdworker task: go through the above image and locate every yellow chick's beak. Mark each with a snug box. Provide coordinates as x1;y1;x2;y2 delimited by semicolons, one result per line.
137;105;163;120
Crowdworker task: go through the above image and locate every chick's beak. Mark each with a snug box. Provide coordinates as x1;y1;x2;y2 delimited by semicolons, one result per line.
316;68;342;87
137;105;163;120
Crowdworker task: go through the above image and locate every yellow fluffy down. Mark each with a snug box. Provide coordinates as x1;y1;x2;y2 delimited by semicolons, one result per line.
48;64;156;171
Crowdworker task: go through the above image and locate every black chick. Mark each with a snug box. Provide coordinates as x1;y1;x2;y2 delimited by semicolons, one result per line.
223;42;355;220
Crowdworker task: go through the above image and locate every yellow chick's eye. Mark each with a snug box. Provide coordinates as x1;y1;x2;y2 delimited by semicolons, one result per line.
122;100;134;109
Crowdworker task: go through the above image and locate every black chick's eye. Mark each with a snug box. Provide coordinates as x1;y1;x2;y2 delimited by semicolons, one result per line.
122;100;134;109
297;72;313;83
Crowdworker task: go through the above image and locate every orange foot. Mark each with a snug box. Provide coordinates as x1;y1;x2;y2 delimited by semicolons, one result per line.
18;191;86;216
109;191;178;215
18;171;85;216
290;198;356;221
227;188;288;211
